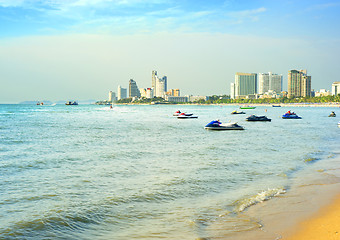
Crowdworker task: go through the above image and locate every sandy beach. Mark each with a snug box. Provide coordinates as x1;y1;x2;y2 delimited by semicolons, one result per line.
285;193;340;240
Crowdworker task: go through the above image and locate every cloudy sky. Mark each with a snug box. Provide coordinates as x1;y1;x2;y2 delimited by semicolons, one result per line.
1;0;340;103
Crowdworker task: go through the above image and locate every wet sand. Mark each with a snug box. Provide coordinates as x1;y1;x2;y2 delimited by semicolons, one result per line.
206;155;340;240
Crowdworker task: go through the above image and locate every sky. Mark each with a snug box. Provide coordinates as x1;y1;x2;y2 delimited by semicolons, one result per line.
1;0;340;103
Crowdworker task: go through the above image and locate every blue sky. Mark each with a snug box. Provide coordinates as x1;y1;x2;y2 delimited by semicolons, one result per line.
1;0;340;102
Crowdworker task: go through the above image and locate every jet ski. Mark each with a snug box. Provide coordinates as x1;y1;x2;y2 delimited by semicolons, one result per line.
177;113;198;119
329;111;336;117
282;111;302;119
231;110;246;114
246;115;271;122
173;110;193;116
204;120;244;130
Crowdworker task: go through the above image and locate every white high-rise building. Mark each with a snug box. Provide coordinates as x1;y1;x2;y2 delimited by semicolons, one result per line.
117;85;127;100
230;83;235;99
109;91;116;102
258;72;282;94
332;82;340;95
152;70;167;97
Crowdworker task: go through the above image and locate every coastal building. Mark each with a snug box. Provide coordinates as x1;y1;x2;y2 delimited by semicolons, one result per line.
231;72;257;99
152;70;167;97
165;96;188;103
288;70;311;98
108;91;116;102
315;89;332;97
129;79;141;98
187;95;207;102
166;89;180;96
258;72;282;94
230;83;235;99
139;88;154;98
117;85;127;100
332;82;340;95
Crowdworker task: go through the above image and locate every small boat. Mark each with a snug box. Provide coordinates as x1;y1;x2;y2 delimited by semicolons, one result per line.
246;115;271;122
173;110;193;116
329;111;336;117
240;106;256;109
231;110;246;114
65;101;78;105
282;111;301;119
272;105;281;107
204;120;244;130
177;115;198;119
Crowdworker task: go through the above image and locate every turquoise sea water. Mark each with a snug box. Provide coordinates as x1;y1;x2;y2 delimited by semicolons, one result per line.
0;104;339;239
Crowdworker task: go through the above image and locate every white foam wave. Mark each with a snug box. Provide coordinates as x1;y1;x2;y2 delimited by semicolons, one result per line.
235;188;286;212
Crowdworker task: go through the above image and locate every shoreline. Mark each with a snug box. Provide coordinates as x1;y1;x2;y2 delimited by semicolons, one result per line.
284;193;340;240
207;154;340;240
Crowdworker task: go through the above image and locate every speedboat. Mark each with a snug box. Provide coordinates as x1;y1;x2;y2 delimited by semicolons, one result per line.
231;110;246;114
329;111;336;117
65;101;78;105
272;105;281;107
240;106;256;109
282;111;301;119
173;110;193;116
204;120;244;130
177;113;198;119
246;115;271;122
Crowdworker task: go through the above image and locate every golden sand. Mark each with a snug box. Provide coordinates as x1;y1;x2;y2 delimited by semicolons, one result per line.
285;194;340;240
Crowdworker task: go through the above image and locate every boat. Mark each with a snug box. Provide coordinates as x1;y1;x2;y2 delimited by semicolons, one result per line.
231;110;246;114
272;105;281;107
65;101;78;105
204;120;244;130
338;121;340;128
36;102;44;105
329;111;336;117
282;111;302;119
240;106;256;109
173;110;193;116
177;113;198;119
246;115;271;122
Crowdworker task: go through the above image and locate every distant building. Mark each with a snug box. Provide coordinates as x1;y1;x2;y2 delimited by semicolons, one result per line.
258;72;282;94
117;85;127;100
166;89;180;96
315;89;332;97
129;79;141;98
108;91;116;102
231;72;257;99
187;95;207;102
140;88;154;98
288;70;311;98
332;82;340;95
230;83;235;99
152;70;167;97
165;96;188;103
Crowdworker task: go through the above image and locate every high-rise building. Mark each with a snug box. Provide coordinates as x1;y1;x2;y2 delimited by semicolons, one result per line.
117;85;127;100
152;70;167;97
332;82;340;95
288;70;311;98
258;72;282;94
230;83;235;99
231;72;257;99
129;79;141;98
109;91;116;102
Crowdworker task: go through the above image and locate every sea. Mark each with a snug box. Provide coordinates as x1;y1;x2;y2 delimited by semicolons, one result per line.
0;104;339;239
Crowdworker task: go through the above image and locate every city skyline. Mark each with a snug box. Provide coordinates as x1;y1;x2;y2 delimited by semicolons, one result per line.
1;0;340;103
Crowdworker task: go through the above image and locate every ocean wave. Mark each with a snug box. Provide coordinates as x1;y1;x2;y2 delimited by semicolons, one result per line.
234;188;286;212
